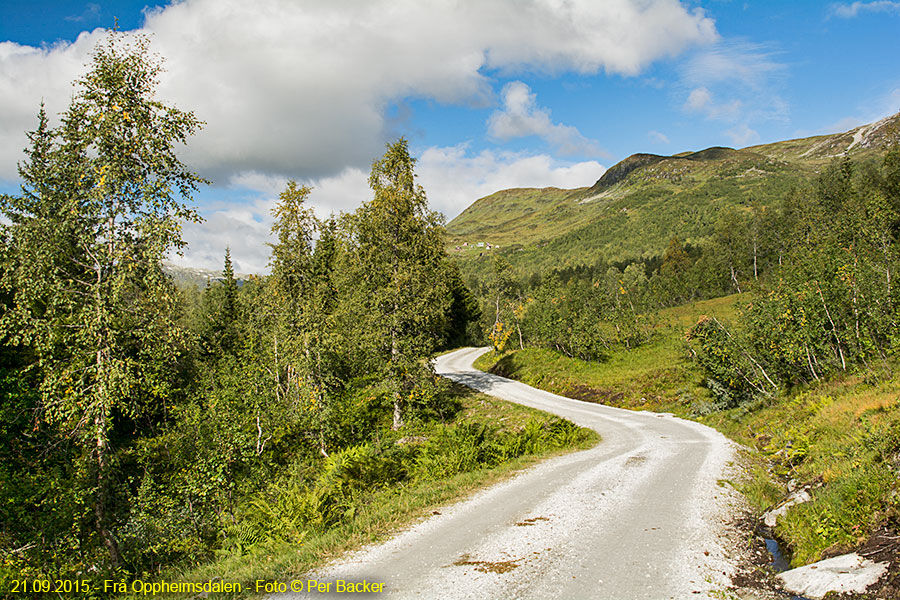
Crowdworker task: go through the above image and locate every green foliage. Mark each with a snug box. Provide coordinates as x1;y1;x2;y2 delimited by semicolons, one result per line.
347;138;452;428
781;464;895;566
477;295;900;570
685;149;900;405
0;33;543;593
485;255;524;352
0;31;203;573
445;116;900;284
441;260;482;348
197;249;240;357
686;316;776;407
221;409;591;554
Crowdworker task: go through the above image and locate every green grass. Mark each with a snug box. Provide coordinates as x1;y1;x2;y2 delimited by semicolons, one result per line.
446;187;584;250
473;292;900;568
704;377;900;565
126;385;598;599
475;294;748;414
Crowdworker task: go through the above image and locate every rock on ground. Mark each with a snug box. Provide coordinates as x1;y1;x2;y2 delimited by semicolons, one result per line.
776;552;889;599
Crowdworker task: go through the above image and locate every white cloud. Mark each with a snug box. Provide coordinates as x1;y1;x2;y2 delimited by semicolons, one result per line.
830;1;900;18
683;86;743;120
877;87;900;118
648;130;670;144
171;199;275;275
680;41;787;122
415;145;604;220
825;116;866;133
0;0;716;183
170;146;604;272
487;81;604;156
683;41;784;90
684;87;712;112
725;124;759;147
65;3;101;23
678;41;787;147
811;86;900;138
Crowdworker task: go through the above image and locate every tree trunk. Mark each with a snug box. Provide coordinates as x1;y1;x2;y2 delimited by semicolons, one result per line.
805;344;820;381
730;264;743;293
392;393;403;430
391;309;403;430
816;283;845;370
94;366;123;570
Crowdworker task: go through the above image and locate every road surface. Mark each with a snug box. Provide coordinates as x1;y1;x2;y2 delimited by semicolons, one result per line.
274;347;746;599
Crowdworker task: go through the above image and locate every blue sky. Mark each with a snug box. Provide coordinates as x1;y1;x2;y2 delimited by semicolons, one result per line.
1;0;898;272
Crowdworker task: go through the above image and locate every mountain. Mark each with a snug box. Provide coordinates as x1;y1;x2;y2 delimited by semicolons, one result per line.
446;112;900;276
162;261;251;289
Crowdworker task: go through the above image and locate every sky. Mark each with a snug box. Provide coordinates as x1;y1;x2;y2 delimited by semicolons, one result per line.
1;0;899;273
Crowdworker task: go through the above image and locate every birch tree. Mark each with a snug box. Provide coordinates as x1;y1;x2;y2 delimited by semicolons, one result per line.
0;32;204;569
351;139;450;429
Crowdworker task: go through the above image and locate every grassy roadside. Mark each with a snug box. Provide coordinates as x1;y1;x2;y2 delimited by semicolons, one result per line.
474;293;900;570
474;294;747;414
126;384;598;600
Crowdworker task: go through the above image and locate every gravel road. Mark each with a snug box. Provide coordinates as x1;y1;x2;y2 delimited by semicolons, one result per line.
273;347;748;599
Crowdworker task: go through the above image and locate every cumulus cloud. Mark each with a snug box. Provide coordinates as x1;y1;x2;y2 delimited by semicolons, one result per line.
173;204;273;275
0;0;716;183
172;167;374;273
487;81;604;156
830;1;900;18
417;145;604;219
169;146;604;273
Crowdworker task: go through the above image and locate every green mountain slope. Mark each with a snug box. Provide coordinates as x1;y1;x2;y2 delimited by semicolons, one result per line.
446;112;900;275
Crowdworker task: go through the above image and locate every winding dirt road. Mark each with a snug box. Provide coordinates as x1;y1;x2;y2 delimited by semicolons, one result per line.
274;347;747;599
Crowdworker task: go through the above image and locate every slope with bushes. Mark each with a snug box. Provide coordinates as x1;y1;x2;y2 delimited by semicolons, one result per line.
448;111;900;280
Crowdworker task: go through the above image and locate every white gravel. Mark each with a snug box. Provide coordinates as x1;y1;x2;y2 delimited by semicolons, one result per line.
271;347;754;600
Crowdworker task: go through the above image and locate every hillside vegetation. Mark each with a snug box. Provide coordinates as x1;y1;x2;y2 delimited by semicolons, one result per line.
448;112;900;278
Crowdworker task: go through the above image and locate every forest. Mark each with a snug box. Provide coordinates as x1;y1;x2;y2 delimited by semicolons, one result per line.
479;145;900;399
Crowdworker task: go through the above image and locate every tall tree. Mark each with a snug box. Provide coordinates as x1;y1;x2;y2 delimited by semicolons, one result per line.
199;247;240;357
0;32;204;569
486;254;523;351
269;182;343;454
351;139;450;429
